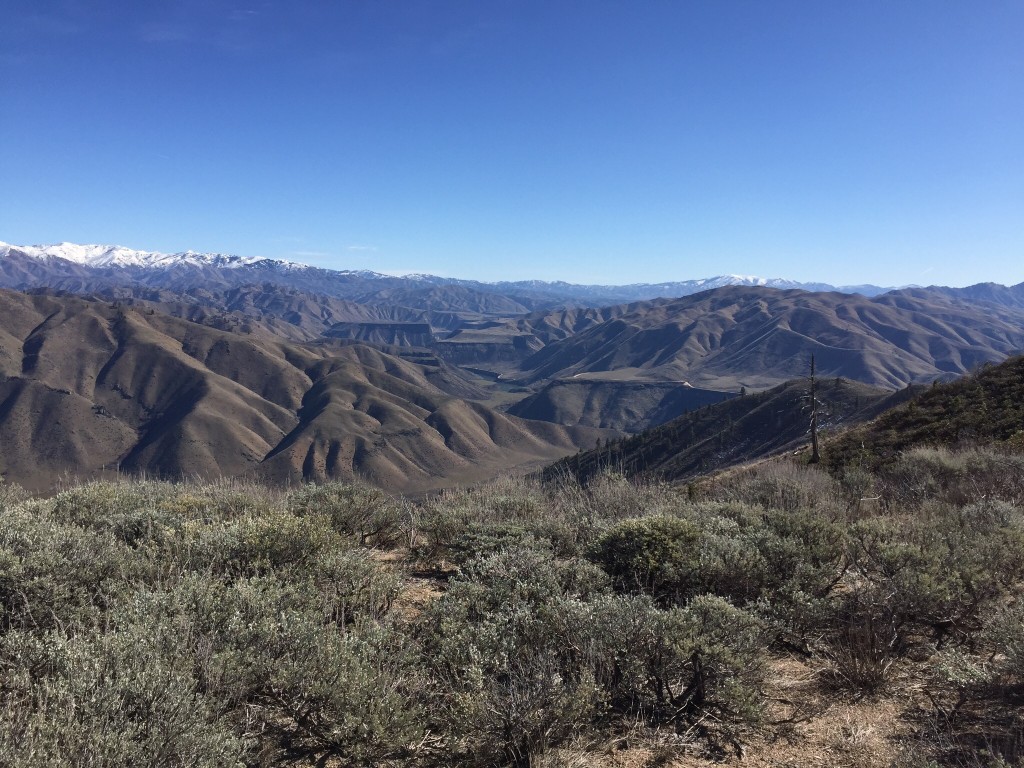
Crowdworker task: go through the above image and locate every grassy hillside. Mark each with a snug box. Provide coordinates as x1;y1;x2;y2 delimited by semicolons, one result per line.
825;354;1024;467
1;447;1022;766
549;353;1024;488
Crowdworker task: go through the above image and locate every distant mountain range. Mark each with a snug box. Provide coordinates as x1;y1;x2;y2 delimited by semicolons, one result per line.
0;241;897;306
3;241;332;273
505;285;1024;390
1;238;1023;492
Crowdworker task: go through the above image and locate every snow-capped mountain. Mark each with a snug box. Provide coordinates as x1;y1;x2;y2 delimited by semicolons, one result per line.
622;275;836;293
0;241;312;272
0;239;895;305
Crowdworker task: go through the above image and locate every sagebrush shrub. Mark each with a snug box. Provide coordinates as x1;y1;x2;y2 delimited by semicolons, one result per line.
710;460;844;514
0;481;29;509
878;447;1024;509
0;626;247;767
176;508;342;577
848;506;1024;647
288;482;405;547
310;547;404;627
422;547;610;765
572;593;768;726
0;503;133;632
1;450;1020;766
589;515;701;602
260;621;429;765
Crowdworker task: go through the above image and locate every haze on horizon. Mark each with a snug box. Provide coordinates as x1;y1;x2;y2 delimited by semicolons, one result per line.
1;1;1021;289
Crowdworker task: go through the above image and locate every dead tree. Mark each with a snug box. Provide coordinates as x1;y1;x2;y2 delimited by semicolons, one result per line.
809;354;821;463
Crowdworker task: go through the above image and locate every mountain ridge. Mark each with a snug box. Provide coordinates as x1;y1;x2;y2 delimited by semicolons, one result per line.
508;285;1024;389
3;239;1024;493
1;240;899;303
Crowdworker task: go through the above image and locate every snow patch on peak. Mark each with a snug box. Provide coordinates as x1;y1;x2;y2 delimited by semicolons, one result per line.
5;241;152;266
1;241;312;272
0;240;896;298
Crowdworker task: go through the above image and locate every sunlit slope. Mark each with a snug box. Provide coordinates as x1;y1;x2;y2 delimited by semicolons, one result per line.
514;286;1024;389
0;290;606;491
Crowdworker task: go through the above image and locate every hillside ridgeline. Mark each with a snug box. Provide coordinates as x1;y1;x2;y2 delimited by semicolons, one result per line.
512;286;1024;389
545;376;911;485
825;353;1024;467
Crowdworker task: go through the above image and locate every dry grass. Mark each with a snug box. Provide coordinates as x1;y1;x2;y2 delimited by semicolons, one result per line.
391;576;445;620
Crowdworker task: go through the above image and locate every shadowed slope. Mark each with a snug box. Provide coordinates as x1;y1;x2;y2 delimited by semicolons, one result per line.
84;283;469;342
507;378;736;432
825;353;1024;468
545;376;913;485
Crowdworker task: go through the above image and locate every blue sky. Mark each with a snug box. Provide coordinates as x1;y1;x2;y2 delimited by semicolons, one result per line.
1;1;1021;287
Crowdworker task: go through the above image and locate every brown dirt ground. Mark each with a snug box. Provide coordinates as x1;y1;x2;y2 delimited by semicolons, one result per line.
536;655;926;768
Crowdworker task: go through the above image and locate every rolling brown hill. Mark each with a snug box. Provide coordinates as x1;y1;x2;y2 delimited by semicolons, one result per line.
0;290;608;492
892;282;1024;311
353;284;535;315
512;301;649;344
90;283;470;341
512;286;1024;389
23;268;1024;408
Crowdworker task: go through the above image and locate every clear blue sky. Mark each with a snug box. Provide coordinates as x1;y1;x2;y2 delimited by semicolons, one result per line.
1;1;1021;287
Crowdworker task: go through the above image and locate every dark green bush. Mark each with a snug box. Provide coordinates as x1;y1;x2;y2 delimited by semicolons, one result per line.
287;482;405;548
422;547;609;765
688;502;847;602
422;545;766;764
848;503;1024;647
589;515;701;602
590;504;846;612
575;593;767;727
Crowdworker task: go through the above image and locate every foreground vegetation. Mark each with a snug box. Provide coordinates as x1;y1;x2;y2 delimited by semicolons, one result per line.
1;446;1023;766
